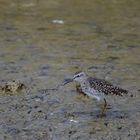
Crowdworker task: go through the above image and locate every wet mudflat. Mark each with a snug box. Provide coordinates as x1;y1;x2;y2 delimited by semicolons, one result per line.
0;0;140;140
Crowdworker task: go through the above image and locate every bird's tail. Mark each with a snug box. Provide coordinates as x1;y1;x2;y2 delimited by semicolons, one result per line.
111;86;128;96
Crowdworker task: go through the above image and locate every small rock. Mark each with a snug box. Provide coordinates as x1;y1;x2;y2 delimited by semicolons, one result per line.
104;122;109;126
117;126;122;130
52;19;64;24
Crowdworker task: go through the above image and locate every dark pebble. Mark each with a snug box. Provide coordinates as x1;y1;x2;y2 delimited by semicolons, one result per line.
130;94;133;97
48;127;52;132
117;126;122;130
34;105;39;109
68;130;76;137
38;110;43;113
104;122;109;126
27;110;32;114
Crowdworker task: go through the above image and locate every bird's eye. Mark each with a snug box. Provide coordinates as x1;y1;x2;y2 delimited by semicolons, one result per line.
77;75;80;77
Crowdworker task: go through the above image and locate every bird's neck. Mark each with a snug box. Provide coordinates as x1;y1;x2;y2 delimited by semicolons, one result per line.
79;79;90;91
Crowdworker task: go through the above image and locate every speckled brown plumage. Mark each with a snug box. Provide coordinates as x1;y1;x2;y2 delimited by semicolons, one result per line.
87;77;128;96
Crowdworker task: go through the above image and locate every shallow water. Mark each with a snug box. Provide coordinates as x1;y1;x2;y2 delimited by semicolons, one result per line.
0;0;140;139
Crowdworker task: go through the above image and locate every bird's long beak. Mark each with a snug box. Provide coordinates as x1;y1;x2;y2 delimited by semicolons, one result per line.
62;78;73;85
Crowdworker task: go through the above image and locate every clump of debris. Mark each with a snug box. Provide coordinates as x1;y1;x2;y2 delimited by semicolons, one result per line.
0;80;26;95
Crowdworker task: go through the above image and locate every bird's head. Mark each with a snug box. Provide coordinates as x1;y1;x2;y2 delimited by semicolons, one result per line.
73;71;87;82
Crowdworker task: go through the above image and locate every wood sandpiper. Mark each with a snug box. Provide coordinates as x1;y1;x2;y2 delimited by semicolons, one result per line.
67;71;128;116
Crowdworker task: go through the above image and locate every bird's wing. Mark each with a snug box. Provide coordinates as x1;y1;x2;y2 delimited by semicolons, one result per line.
87;77;128;96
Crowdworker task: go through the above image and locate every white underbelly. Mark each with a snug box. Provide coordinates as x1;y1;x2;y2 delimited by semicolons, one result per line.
83;88;104;101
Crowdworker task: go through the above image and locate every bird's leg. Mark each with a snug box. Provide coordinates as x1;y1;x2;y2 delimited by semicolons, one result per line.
100;98;107;117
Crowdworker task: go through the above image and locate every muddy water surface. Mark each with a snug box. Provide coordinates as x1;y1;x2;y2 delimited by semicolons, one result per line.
0;0;140;140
